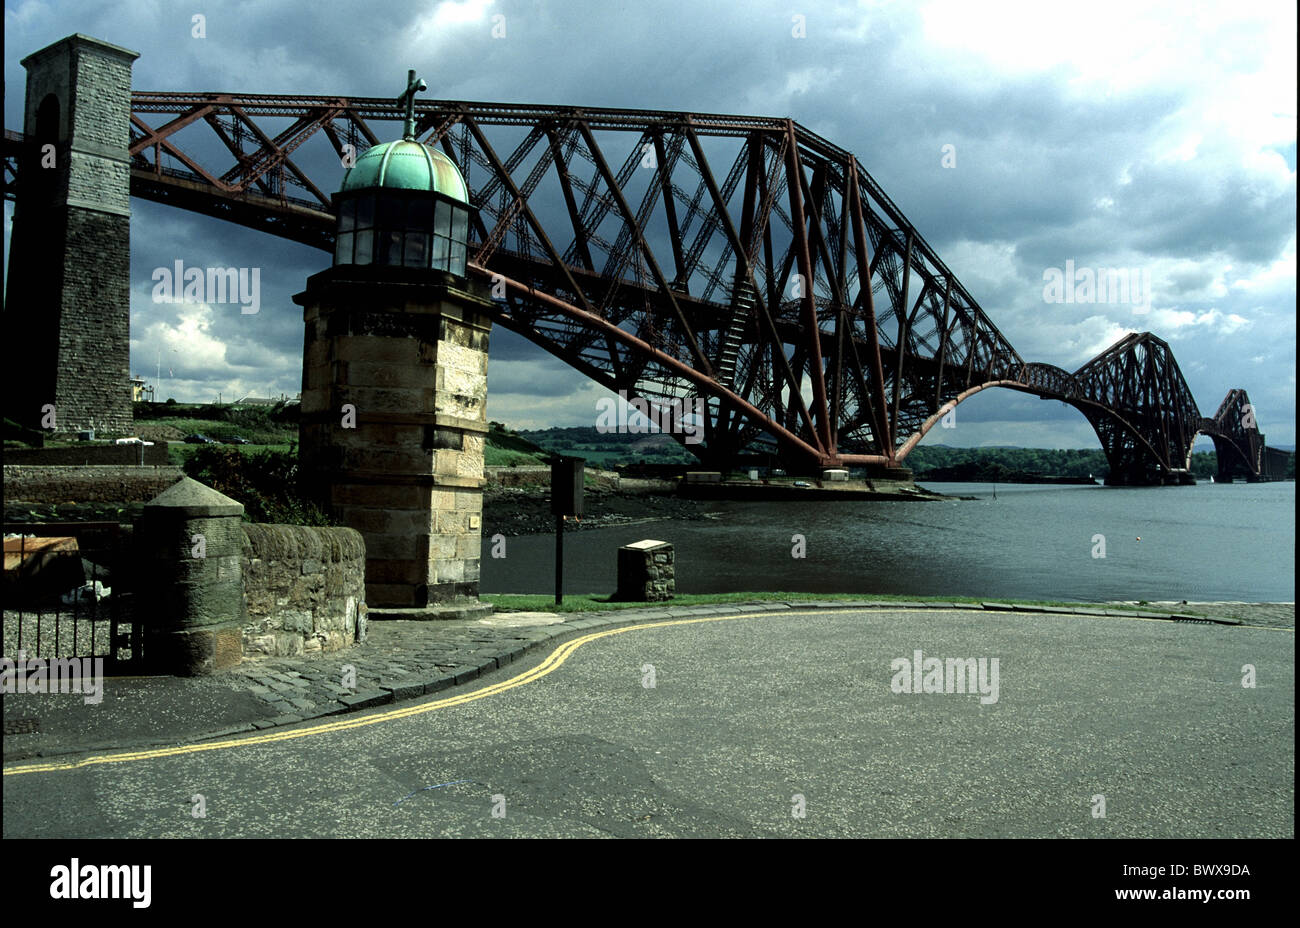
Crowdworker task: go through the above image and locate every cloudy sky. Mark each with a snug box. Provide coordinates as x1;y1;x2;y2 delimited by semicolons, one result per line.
4;0;1295;450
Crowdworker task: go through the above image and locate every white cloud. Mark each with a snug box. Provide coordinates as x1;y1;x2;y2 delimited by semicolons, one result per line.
1231;235;1297;293
1146;307;1251;337
409;0;495;46
139;302;228;370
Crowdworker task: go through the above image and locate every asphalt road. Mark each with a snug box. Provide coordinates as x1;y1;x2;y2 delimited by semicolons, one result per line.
3;608;1293;838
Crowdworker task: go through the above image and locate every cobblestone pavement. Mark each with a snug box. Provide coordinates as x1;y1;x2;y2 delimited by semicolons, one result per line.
225;613;583;728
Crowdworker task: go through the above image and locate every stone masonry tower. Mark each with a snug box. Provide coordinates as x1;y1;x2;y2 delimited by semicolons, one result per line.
296;267;494;615
296;72;492;618
4;35;140;435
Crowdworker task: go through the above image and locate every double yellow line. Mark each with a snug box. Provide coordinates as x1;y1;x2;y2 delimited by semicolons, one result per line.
2;611;770;776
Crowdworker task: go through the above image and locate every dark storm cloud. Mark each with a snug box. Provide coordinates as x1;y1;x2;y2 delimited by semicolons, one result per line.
486;334;589;397
777;70;1192;251
487;327;561;362
1115;155;1297;263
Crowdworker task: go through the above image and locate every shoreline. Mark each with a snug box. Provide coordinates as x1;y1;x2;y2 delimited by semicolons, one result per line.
480;592;1296;629
482;477;969;536
482;483;717;538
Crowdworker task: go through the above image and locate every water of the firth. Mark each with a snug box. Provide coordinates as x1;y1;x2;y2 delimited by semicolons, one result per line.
480;480;1295;602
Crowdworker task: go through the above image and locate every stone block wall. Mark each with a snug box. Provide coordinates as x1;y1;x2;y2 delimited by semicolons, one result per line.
240;523;368;658
296;266;492;609
2;464;184;502
51;208;134;434
616;539;675;602
5;443;171;466
5;35;139;435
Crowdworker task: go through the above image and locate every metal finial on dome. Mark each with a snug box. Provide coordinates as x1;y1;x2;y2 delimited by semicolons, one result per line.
395;69;427;141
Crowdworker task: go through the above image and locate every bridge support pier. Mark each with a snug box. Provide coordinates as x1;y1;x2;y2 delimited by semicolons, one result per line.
295;266;494;617
861;463;914;482
4;35;140;435
1104;470;1191;487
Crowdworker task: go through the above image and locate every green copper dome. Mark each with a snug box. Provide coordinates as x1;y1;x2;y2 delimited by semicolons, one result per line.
339;139;468;203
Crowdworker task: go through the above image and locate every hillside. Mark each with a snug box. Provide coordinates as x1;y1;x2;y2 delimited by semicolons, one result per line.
515;425;697;467
908;445;1295;480
123;404;552;467
483;422;551;466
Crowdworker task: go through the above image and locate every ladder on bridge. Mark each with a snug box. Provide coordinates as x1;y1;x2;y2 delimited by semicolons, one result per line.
716;283;756;389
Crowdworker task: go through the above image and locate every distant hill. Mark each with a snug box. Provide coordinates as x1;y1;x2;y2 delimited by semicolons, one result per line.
510;428;1297;478
906;445;1110;479
907;445;1294;480
514;425;697;467
484;422;550;466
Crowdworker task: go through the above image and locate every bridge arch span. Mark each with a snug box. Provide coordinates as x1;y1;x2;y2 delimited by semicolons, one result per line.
895;379;1029;460
1197;429;1256;478
894;376;1170;485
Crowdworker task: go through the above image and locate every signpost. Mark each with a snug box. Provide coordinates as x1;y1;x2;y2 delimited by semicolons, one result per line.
551;456;585;605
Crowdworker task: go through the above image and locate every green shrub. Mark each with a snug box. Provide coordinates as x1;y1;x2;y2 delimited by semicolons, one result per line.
182;446;334;525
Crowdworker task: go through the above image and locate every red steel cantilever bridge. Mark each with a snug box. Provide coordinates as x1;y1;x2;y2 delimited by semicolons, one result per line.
3;93;1286;483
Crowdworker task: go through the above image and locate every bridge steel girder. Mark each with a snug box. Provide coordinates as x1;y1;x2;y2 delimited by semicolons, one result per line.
1;96;1273;479
1068;332;1201;484
117;93;1038;471
895;338;1269;487
1197;389;1266;481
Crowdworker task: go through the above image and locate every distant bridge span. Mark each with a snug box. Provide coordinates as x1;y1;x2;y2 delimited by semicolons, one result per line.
3;92;1284;482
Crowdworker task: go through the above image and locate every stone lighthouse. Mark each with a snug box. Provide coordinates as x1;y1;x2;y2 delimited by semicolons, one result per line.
295;72;493;618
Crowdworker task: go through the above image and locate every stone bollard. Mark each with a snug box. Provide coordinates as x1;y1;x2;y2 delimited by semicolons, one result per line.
616;540;675;602
134;477;245;675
